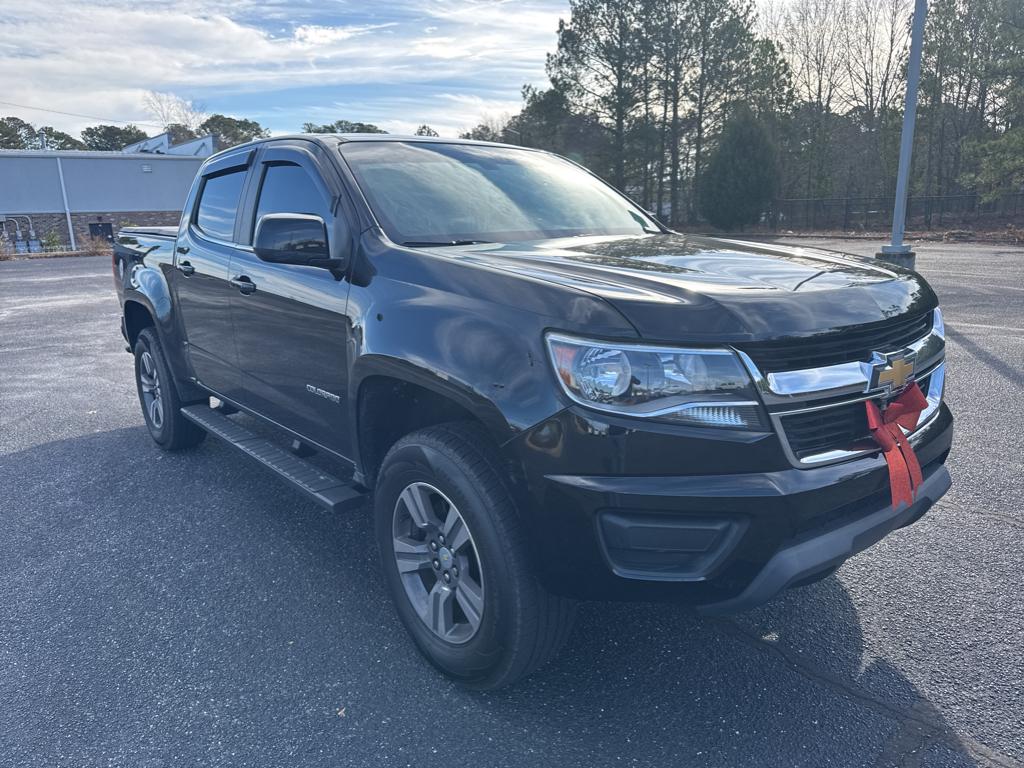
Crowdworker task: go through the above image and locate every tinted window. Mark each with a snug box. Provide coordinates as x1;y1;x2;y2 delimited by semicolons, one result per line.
195;169;246;241
255;163;330;231
339;142;659;245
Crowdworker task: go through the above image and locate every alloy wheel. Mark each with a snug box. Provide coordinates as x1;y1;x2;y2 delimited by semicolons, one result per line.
392;482;485;644
138;349;164;430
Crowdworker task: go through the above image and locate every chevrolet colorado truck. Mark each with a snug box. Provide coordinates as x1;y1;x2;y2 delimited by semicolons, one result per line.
114;134;952;689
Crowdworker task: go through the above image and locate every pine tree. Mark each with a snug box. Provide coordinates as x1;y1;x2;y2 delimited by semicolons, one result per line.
699;105;778;229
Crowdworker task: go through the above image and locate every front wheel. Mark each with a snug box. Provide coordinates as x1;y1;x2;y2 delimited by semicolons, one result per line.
133;327;205;451
375;423;576;690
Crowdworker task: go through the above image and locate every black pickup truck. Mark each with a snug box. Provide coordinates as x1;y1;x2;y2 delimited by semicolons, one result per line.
113;134;952;689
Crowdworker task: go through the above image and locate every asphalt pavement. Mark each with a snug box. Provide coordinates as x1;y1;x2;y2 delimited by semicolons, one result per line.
1;241;1022;768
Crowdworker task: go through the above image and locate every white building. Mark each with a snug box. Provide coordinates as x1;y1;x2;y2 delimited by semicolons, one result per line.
0;149;205;251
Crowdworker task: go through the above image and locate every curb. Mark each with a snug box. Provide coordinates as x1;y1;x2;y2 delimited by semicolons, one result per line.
0;250;110;261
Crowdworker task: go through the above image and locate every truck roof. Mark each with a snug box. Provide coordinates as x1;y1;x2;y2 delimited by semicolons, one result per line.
218;133;529;156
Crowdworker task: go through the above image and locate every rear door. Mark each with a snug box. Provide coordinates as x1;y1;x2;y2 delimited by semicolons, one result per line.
227;142;353;454
171;149;254;399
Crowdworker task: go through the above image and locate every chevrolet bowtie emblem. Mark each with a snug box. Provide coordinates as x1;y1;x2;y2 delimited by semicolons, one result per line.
867;351;917;395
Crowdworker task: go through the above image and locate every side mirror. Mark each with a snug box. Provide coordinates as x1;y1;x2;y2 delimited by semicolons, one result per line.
253;213;344;273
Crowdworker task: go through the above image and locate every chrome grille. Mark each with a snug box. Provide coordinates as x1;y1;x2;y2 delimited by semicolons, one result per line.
775;371;935;463
738;311;933;373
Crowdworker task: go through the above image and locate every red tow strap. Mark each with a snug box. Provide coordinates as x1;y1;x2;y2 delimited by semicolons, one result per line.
865;382;929;509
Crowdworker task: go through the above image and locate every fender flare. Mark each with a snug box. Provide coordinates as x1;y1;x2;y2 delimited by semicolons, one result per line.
349;354;516;449
123;267;204;402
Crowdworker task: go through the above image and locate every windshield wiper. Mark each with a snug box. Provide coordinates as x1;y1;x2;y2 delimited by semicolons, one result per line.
401;239;491;247
629;209;662;234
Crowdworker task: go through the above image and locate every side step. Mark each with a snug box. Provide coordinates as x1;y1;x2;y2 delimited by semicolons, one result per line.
181;405;367;513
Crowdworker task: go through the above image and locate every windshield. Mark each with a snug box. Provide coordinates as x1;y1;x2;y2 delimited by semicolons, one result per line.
339;141;660;245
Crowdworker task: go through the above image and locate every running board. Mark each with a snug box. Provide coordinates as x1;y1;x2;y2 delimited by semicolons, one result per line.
180;405;367;513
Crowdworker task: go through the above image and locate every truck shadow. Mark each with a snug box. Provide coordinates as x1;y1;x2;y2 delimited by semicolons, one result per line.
945;326;1021;386
0;427;979;767
508;591;978;767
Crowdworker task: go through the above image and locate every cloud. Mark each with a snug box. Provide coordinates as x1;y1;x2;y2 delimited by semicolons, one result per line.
292;23;397;47
298;91;525;137
0;0;566;137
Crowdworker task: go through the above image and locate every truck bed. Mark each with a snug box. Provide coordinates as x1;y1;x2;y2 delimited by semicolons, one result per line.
115;226;177;265
119;226;177;239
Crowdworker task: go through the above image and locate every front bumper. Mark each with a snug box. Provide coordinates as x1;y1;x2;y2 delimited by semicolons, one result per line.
513;402;953;612
697;464;950;614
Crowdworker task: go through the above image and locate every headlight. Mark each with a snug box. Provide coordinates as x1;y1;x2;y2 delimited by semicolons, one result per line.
545;333;766;429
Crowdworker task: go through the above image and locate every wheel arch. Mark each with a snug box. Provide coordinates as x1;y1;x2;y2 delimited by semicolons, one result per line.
352;357;520;488
123;294;205;403
123;298;156;347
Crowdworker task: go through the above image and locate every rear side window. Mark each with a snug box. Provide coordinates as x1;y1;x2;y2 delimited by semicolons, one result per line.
254;162;330;229
195;169;247;241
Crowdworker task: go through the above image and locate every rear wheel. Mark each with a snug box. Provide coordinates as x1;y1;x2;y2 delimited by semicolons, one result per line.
133;327;205;450
375;423;576;689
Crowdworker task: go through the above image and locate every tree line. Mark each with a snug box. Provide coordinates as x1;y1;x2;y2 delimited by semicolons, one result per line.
0;91;275;153
463;0;1023;229
0;111;435;153
0;114;269;152
2;0;1020;230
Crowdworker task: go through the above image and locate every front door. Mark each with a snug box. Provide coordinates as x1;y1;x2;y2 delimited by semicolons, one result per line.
172;153;252;397
228;148;352;454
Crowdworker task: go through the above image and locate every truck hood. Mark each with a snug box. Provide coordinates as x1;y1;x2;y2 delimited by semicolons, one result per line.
437;233;936;342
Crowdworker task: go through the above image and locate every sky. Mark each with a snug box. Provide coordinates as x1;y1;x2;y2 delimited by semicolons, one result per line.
0;0;570;139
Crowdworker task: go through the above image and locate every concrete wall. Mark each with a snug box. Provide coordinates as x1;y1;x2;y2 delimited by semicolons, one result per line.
0;150;203;248
60;155;202;212
0;151;203;214
0;155;66;214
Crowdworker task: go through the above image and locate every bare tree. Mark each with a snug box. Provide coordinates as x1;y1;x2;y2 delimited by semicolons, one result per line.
782;0;850;114
459;114;512;142
839;0;911;195
143;91;209;133
754;0;786;42
844;0;911;121
781;0;850;197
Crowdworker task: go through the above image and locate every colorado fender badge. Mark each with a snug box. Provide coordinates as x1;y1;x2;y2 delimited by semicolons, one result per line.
306;384;341;404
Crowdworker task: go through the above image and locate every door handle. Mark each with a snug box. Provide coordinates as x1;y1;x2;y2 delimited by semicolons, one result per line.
176;246;190;255
177;260;195;276
230;275;257;295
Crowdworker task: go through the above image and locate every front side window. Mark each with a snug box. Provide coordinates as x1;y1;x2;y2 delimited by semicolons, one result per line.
195;169;246;241
339;141;659;245
254;162;330;233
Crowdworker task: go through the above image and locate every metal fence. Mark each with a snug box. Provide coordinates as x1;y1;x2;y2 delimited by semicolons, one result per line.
767;193;1024;232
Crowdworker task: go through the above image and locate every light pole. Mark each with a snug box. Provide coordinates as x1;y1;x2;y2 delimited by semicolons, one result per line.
878;0;928;269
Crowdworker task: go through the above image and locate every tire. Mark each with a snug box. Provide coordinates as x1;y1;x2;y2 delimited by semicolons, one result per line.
133;327;206;451
375;422;576;690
